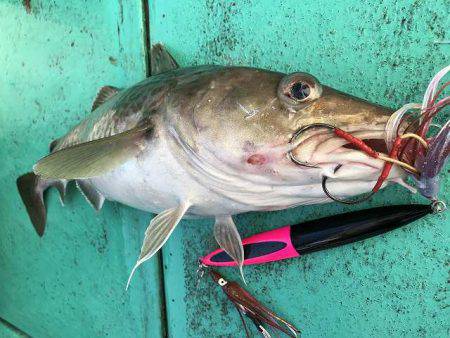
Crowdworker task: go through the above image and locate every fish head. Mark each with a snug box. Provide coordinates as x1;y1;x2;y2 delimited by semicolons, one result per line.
176;67;404;207
274;71;396;182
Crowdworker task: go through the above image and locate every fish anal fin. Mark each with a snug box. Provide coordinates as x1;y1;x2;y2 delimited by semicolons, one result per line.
126;202;190;289
33;122;154;179
151;43;179;75
92;85;120;111
76;180;105;211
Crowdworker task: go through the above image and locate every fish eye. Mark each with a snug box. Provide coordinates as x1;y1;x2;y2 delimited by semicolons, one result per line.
278;72;322;109
290;82;311;100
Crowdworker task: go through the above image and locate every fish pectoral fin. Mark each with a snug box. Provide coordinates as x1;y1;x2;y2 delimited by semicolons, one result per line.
33;122;153;179
214;216;246;283
126;202;191;289
150;43;179;75
91;85;120;112
76;180;105;211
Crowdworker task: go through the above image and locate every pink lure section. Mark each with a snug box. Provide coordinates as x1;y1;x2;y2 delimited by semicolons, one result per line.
201;225;300;266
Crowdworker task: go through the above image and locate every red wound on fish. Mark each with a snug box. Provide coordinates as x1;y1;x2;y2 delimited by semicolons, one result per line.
247;154;267;165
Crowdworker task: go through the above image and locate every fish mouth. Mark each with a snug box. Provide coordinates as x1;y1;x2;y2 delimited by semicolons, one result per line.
289;126;391;180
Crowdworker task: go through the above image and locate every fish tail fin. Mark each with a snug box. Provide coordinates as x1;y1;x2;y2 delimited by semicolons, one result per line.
16;172;67;236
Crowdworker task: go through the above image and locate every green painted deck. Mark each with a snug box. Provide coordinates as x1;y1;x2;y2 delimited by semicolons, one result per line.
1;1;449;337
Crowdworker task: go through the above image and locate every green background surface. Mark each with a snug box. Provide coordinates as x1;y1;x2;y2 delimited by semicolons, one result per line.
1;1;449;337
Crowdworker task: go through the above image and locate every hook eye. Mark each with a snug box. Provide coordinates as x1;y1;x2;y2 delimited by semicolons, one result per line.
321;164;375;205
288;123;336;168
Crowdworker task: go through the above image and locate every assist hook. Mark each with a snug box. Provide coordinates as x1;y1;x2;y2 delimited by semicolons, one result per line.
288;123;377;205
322;164;375;205
287;123;336;167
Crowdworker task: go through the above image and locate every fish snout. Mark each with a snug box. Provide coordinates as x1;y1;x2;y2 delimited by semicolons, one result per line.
314;86;393;127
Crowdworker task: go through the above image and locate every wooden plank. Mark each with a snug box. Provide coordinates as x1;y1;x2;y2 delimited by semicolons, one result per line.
149;0;450;337
0;1;164;337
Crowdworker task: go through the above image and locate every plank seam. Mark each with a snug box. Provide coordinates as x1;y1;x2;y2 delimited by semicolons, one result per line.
141;1;169;337
0;317;30;337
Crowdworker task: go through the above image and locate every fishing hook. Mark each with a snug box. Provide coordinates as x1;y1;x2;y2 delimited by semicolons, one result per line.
196;259;208;289
322;164;375;205
288;123;336;167
289;123;376;204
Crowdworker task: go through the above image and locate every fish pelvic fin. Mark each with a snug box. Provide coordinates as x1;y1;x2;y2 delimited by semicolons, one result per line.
126;202;191;290
33;122;154;179
214;216;246;284
150;43;179;75
76;180;105;211
16;172;68;236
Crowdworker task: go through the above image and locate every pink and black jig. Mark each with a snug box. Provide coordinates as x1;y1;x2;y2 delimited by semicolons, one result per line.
201;203;441;267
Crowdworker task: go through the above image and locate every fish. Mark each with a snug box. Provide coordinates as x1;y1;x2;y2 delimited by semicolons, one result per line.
17;44;405;286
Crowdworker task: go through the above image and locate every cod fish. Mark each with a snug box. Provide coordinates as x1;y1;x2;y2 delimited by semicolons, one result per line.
17;44;403;286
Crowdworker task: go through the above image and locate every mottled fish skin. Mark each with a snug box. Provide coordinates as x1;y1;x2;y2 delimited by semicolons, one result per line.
53;66;217;151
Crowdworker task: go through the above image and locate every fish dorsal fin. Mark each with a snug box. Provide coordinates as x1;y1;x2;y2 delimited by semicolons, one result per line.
151;43;179;75
214;216;246;283
91;85;120;111
33;122;153;179
126;202;191;289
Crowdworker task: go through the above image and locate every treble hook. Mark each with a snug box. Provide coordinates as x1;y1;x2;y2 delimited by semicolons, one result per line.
196;260;208;289
287;123;336;167
322;164;375;205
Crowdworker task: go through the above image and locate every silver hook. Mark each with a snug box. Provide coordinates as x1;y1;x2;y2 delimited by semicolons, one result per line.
321;165;375;205
288;123;336;168
196;260;208;289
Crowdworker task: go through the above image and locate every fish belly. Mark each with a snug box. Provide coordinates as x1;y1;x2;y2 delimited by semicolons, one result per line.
88;136;388;217
87;138;321;216
88;138;249;216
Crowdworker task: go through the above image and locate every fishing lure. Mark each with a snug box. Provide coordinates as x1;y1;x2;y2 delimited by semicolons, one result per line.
206;269;300;338
201;203;439;267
